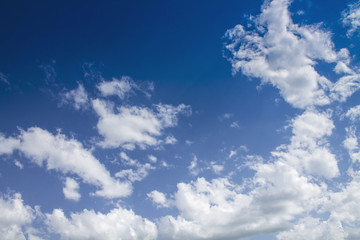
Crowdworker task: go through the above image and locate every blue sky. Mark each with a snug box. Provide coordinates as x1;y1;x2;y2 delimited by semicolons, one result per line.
1;0;360;239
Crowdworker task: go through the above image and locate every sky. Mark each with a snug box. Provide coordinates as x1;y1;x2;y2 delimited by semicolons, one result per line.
1;0;360;239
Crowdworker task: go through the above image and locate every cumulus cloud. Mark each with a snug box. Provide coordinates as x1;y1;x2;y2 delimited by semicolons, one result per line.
188;155;200;176
46;207;157;240
92;99;191;150
224;0;360;109
279;170;360;239
115;163;154;182
63;178;81;201
61;83;89;110
344;127;360;163
154;110;342;239
97;76;136;100
147;190;171;208
97;76;154;99
345;105;360;122
148;155;157;163
0;127;132;199
158;164;322;240
272;110;339;179
0;134;20;155
343;1;360;36
0;193;37;240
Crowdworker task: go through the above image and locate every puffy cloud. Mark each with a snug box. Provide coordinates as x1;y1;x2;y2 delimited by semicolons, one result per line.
342;1;360;36
345;105;360;122
0;193;36;240
115;163;154;182
210;162;224;175
188;155;200;176
228;150;237;158
97;76;154;99
97;76;135;100
63;178;81;201
279;171;360;239
277;217;347;240
0;127;132;199
343;127;360;163
272;110;339;179
61;83;89;110
14;160;24;170
46;207;157;240
92;99;190;150
158;164;322;240
224;0;360;109
0;135;20;155
148;155;157;163
147;190;171;208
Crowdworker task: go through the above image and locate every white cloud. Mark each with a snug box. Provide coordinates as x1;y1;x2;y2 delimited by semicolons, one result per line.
158;163;322;240
14;160;23;170
97;76;136;100
0;134;20;155
164;135;177;145
148;155;157;163
345;105;360;122
272;110;339;179
342;1;360;36
61;83;89;110
228;150;237;158
63;178;81;201
115;163;154;182
188;155;200;176
218;113;232;121
279;170;360;239
46;207;158;240
0;127;132;199
225;0;360;109
277;216;347;240
0;193;36;240
147;190;171;208
230;121;240;129
92;99;190;150
343;127;360;163
211;163;224;175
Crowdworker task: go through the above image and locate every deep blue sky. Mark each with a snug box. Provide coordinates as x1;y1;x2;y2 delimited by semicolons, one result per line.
1;0;360;239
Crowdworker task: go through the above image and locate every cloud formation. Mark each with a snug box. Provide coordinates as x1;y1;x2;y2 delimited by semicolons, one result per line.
343;1;360;36
46;207;157;240
61;83;89;110
0;127;132;199
225;0;360;109
0;193;38;240
92;99;191;150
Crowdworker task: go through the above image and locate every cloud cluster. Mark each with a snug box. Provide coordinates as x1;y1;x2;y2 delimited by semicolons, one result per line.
97;76;154;99
92;99;191;150
97;76;136;100
272;110;339;179
343;0;360;36
46;207;157;240
225;0;360;109
0;127;132;199
63;178;81;201
61;83;89;110
0;193;39;240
